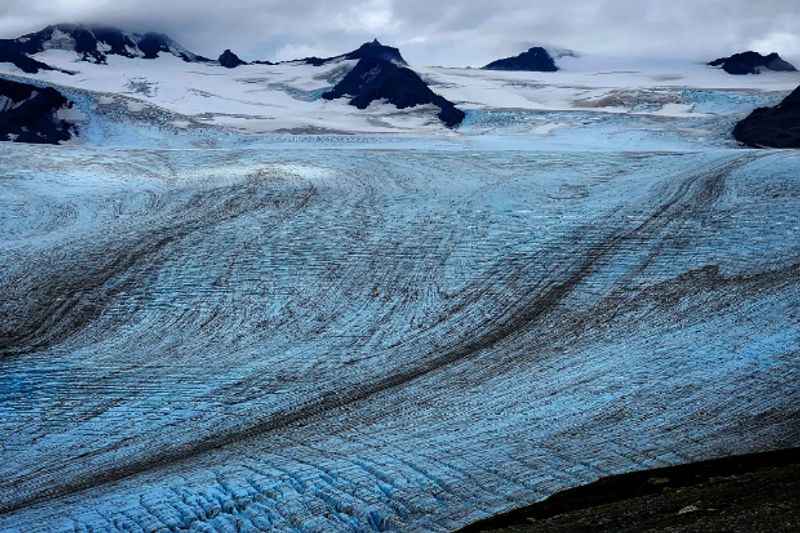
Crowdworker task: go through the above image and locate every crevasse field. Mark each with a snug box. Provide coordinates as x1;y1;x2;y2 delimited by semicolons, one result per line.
1;52;799;532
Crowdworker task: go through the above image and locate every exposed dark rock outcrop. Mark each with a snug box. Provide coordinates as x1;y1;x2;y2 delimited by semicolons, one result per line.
709;51;797;75
733;85;800;148
0;24;210;69
322;55;465;128
0;78;76;144
218;49;247;68
483;47;558;72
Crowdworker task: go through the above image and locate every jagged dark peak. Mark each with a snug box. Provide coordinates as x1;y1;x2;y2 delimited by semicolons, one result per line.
0;78;76;144
709;51;797;75
344;39;407;64
6;23;210;64
322;56;465;128
218;49;247;68
295;38;407;66
483;47;558;72
733;85;800;148
136;31;210;62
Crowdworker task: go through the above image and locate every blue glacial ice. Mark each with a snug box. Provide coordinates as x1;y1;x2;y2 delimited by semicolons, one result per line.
0;138;798;531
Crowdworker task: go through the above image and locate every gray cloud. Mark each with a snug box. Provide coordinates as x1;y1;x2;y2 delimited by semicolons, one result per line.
1;0;799;66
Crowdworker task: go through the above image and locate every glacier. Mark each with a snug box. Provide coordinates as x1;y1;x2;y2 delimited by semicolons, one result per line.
1;139;798;531
1;48;799;532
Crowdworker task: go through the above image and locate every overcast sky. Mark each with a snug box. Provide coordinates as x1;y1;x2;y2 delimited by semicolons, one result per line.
1;0;799;66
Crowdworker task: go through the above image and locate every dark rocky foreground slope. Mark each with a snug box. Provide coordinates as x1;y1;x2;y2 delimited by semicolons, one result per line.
483;47;558;72
0;78;76;143
733;85;800;148
709;51;796;75
322;54;465;127
460;447;800;533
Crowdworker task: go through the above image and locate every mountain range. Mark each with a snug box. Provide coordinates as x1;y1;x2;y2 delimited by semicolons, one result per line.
0;23;799;145
5;24;209;66
0;25;464;129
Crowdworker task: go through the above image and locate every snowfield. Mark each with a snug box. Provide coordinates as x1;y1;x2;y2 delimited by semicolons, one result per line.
0;50;799;532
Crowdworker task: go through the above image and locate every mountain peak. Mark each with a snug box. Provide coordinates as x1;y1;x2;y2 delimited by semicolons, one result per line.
483;46;558;72
322;56;464;128
4;24;210;65
294;38;407;67
346;39;406;65
218;49;247;68
709;51;797;75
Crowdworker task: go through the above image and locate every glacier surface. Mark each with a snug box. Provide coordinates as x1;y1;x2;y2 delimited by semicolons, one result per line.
0;52;799;532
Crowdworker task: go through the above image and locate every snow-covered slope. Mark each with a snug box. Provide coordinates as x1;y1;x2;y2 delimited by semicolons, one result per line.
422;54;800;112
